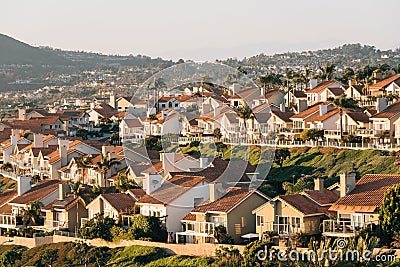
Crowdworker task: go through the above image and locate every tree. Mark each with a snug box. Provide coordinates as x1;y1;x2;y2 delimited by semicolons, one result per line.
330;94;359;139
300;129;324;141
213;128;222;140
318;63;336;80
39;248;58;267
68;181;83;233
125;214;168;242
79;213;116;241
21;201;44;226
214;225;234;244
96;153;121;186
235;105;254;133
116;172;138;192
379;185;400;243
76;156;92;183
87;247;110;267
274;148;290;170
0;248;23;267
72;241;90;267
76;129;89;140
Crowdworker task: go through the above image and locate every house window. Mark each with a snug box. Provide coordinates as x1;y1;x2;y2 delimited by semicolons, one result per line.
212;216;225;227
256;215;264;226
175;103;178;107
162;104;166;108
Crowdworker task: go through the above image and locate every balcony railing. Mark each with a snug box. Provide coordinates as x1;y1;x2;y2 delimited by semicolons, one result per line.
263;222;303;236
45;220;69;229
322;220;375;237
0;214;18;228
175;221;217;242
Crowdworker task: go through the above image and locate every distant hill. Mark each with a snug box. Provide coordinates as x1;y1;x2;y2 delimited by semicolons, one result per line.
0;34;70;65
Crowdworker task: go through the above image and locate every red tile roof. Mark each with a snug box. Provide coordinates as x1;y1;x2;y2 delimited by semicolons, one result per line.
301;189;339;206
371;101;400;119
330;174;400;212
101;193;136;213
306;80;339;94
9;180;62;205
191;187;267;213
279;194;333;216
369;74;400;90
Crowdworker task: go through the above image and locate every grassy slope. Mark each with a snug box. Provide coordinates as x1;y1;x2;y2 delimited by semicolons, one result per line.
1;242;211;267
0;176;16;190
267;147;399;192
180;144;400;194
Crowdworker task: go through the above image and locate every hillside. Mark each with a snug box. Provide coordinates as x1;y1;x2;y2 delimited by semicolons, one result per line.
0;34;70;65
266;147;400;194
0;242;211;267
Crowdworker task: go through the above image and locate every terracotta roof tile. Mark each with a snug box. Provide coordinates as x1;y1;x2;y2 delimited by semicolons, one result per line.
279;194;331;216
191;187;265;213
9;180;62;205
371;101;400;119
330;174;400;212
301;189;339;206
369;74;400;90
306;80;339;94
101;193;136;213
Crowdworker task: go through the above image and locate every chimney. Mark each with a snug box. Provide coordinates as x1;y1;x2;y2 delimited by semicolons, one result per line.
90;102;95;109
11;129;22;139
11;135;18;146
319;104;327;116
309;79;318;89
33;133;44;148
297;99;308;113
314;177;324;191
340;172;356;197
109;92;116;108
376;98;388;113
17;176;31;196
260;87;265;96
18;108;26;120
213;106;220;117
102;145;116;160
280;103;285;112
209;182;223;202
373;71;383;83
348;80;353;86
230;83;240;96
58;139;70;167
199;157;209;168
58;183;70;200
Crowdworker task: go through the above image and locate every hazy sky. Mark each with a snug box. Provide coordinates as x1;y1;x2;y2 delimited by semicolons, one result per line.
2;0;400;61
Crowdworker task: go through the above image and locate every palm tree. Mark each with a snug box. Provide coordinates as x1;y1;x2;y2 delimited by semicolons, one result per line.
76;156;92;184
318;63;336;80
235;105;255;140
330;95;359;140
96;153;121;187
68;181;84;233
21;201;44;227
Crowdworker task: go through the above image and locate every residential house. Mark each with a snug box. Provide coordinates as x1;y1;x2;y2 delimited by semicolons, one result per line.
87;103;118;125
42;184;87;232
370;100;400;143
325;173;400;237
86;192;138;221
177;186;269;244
305;80;344;106
252;177;338;245
344;82;365;101
369;73;400;97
